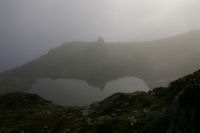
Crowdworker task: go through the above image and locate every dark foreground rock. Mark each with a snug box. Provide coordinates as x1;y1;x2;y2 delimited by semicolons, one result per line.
0;70;200;133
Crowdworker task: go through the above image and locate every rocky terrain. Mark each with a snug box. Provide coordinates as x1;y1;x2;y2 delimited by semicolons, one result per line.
0;69;200;133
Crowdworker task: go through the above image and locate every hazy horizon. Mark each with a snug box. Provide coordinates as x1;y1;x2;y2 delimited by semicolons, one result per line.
1;0;200;71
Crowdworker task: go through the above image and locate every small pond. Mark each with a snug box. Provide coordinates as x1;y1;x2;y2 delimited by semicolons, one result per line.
30;77;149;106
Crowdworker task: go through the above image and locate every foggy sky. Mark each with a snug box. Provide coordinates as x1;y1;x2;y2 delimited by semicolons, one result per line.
0;0;200;71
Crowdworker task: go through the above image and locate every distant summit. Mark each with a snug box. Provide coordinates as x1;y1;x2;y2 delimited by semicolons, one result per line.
1;31;200;92
96;37;105;44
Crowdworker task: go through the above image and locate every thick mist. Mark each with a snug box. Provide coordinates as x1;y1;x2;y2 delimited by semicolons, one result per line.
0;0;200;71
1;1;200;132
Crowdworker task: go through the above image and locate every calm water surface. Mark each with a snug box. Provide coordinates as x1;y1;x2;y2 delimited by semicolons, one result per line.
30;77;149;106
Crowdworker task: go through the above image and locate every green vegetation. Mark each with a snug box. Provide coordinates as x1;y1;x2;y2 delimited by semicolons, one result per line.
0;69;200;132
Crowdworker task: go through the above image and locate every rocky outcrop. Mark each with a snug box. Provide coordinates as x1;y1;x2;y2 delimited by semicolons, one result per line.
0;69;200;133
167;70;200;133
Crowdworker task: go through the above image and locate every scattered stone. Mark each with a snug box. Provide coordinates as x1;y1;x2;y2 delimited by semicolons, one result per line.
111;113;117;117
46;111;52;114
128;116;137;123
81;106;90;116
43;126;48;129
97;116;106;122
130;122;134;126
143;108;148;113
67;115;72;119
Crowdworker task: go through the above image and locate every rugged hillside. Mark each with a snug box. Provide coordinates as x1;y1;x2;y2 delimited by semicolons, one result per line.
0;69;200;133
1;31;200;92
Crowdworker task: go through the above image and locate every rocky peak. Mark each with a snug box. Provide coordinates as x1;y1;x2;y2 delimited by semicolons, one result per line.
96;37;105;44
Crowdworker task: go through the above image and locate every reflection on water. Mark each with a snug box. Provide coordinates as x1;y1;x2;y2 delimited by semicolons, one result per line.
30;77;149;106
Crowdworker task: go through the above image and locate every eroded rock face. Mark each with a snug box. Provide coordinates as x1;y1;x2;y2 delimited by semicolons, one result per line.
167;70;200;133
167;103;199;133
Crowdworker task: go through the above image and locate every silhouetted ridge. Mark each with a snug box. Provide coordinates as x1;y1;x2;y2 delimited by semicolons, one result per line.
0;31;200;92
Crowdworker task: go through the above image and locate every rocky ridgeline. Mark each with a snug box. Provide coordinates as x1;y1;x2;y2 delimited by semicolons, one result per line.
1;30;200;93
0;69;200;133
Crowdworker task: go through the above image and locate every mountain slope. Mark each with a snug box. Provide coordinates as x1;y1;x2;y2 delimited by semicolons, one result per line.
0;69;200;133
0;30;200;92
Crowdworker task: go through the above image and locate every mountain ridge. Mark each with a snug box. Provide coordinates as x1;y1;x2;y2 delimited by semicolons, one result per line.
0;30;200;92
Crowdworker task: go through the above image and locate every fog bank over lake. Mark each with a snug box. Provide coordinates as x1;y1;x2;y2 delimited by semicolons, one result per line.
30;77;149;106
